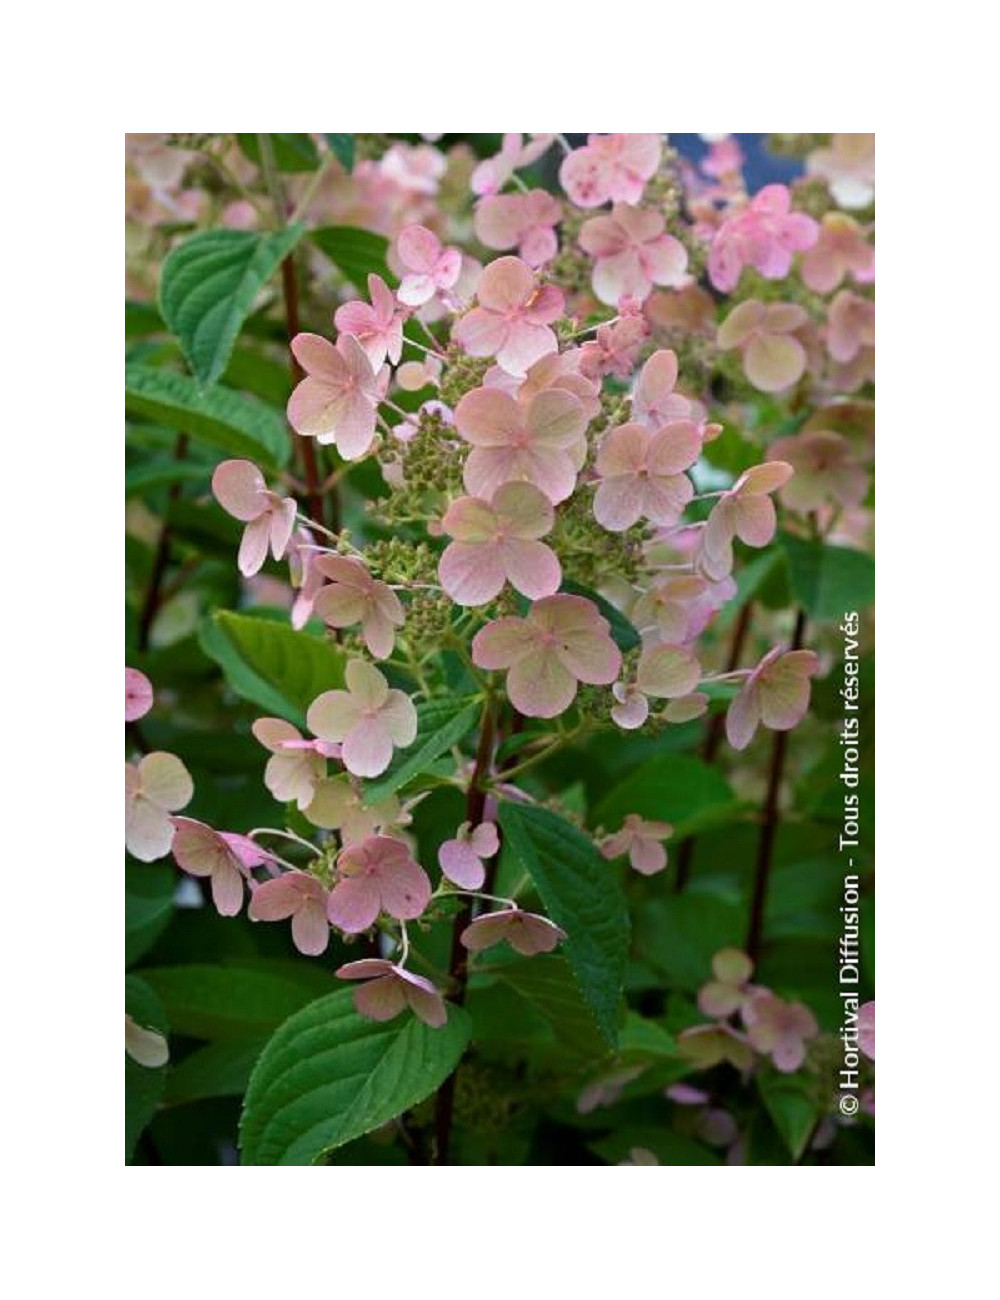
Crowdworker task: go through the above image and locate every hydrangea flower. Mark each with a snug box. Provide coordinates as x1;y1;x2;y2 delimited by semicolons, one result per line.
610;681;649;730
336;959;447;1028
454;383;586;504
171;816;273;915
579;204;688;305
333;273;403;368
858;1000;875;1061
726;647;821;751
632;574;710;643
125;1014;169;1068
827;291;875;364
307;660;417;778
395;224;462;308
438;820;499;889
302;775;407;842
800;212;875;294
806;134;876;209
474;190;561;267
452;256;564;376
593;420;701;531
767;431;868;514
708;184;818;292
211;459;297;577
125;752;193;862
327;835;431;933
125;667;153;722
579;312;649;382
460;908;566;956
471;133;554;196
251;717;339;809
677;1022;754;1071
717;300;809;393
698;949;754;1017
697;462;794;581
636;644;702;700
471;594;621;718
438;481;561;605
312;555;404;659
287;332;381;458
559;133;661;208
248;872;331;955
742;990;819;1072
600;814;674;875
632;349;696;428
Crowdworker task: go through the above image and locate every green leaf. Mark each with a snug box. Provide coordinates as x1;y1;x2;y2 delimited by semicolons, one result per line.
590;1127;721;1166
757;1072;821;1160
497;802;629;1047
125;862;175;966
364;697;481;801
310;225;393;288
781;534;875;623
166;1037;269;1106
141;962;334;1040
124;460;212;497
560;579;639;651
634;891;744;990
125;976;168;1161
489;956;610;1061
323;134;355;172
593;754;738;839
237;133;319;173
124;364;290;468
159;226;304;388
199;610;346;725
239;988;471;1165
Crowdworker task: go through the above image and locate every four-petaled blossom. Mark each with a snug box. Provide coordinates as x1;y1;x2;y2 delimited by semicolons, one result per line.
726;647;821;751
438;821;499;889
337;959;447;1028
579;313;648;381
708;184;818;292
600;814;674;876
395;224;462;307
249;872;331;956
579;204;688;306
333;273;403;368
827;291;875;364
251;717;339;809
698;949;754;1017
438;482;561;605
800;213;875;294
327;835;431;933
742;989;819;1072
472;594;622;718
125;667;153;722
858;1000;875;1061
287;333;380;459
211;460;297;577
806;134;875;210
125;752;193;861
471;133;554;196
474;190;562;267
594;420;701;532
559;133;661;209
461;908;566;956
455;383;586;504
452;256;564;376
171;816;273;916
307;660;417;778
717;300;809;393
767;431;868;514
312;555;404;659
698;463;794;581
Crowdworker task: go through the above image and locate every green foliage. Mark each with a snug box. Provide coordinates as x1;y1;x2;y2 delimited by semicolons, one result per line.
364;697;481;801
593;754;739;838
781;533;876;622
236;133;319;172
125;862;176;966
141;961;333;1040
323;134;355;172
125;976;168;1161
310;225;393;287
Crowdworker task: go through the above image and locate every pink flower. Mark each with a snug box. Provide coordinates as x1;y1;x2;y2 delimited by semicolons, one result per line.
717;300;808;393
286;333;380;459
333;273;403;368
800;213;874;294
307;660;417;778
439;481;561;605
593;420;701;532
560;133;661;208
632;574;711;643
337;959;447;1028
826;291;875;364
303;776;407;843
698;949;754;1017
395;224;462;307
636;644;702;700
460;908;566;956
858;1000;875;1061
251;717;339;809
632;349;696;428
708;185;818;292
806;134;875;210
438;821;499;889
600;814;673;875
454;383;586;504
471;594;621;718
579;204;688;306
249;872;331;955
379;143;445;196
742;990;818;1072
327;835;431;933
287;529;326;629
726;647;821;750
452;256;564;376
211;459;297;577
312;555;404;659
698;463;794;581
610;681;649;730
471;133;554;196
474;190;562;267
767;431;869;514
171;816;272;916
125;667;153;722
579;314;648;381
125;752;193;862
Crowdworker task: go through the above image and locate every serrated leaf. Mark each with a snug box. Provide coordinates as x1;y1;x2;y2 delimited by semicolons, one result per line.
142;962;334;1040
199;610;346;725
311;225;393;288
781;534;875;623
239;988;471;1165
364;697;481;801
560;579;639;651
159;226;303;388
323;134;355;172
124;364;290;468
497;802;629;1046
593;753;738;839
489;955;610;1061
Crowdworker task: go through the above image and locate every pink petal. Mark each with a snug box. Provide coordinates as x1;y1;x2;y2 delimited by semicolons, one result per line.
439;839;487;889
212;460;267;522
342;718;394;778
125;667;153;722
353;974;407;1021
507;650;578;718
439;541;508;606
472;617;536;669
327;875;381;933
138;752;193;811
500;538;562;600
725;684;760;750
